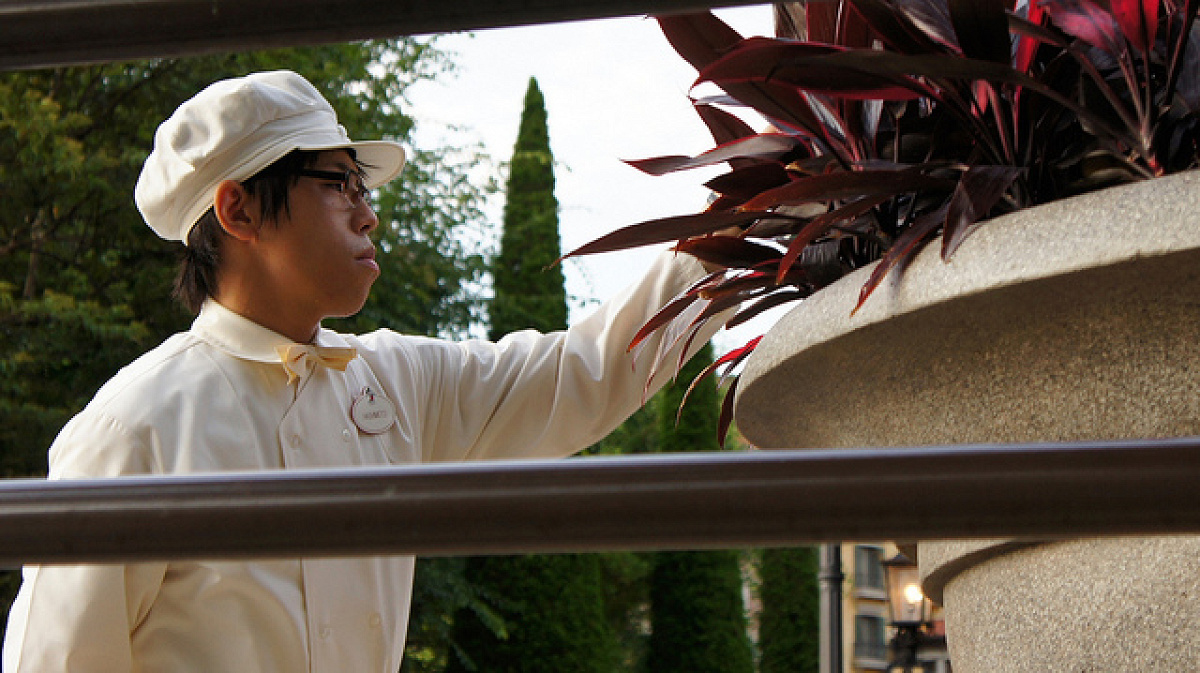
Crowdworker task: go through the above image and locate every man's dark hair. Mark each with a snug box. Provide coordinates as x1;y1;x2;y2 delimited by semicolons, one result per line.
172;149;330;314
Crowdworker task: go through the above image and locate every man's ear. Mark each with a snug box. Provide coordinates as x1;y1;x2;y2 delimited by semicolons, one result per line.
213;180;260;242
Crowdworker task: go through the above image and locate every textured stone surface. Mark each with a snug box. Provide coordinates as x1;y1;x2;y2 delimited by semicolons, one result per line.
942;537;1200;671
733;171;1200;672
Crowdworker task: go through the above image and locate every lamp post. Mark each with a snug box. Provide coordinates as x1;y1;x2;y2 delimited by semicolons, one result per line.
883;552;933;673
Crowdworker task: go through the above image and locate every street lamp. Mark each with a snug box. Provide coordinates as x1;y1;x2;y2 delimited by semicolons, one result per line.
883;552;933;673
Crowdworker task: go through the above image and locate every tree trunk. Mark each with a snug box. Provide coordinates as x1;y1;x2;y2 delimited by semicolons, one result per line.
23;210;45;300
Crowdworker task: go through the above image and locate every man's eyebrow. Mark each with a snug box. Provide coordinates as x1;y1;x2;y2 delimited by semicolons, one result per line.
321;159;356;172
336;161;370;178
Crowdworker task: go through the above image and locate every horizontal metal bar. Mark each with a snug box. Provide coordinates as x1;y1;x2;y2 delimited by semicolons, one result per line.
0;0;764;71
0;438;1198;565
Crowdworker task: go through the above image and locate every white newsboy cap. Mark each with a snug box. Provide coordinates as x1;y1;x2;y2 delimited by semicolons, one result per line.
135;70;406;243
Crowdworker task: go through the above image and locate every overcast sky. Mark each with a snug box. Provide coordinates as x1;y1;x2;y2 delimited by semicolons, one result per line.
407;5;776;352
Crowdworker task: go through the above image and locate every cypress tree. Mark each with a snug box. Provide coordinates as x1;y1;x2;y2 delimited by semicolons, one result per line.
487;77;567;338
586;405;658;667
644;343;755;673
758;546;821;673
446;77;618;673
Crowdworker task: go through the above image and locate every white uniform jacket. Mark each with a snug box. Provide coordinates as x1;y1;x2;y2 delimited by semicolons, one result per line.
3;251;720;673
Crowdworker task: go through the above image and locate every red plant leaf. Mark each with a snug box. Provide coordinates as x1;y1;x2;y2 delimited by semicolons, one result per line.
948;0;1013;64
656;12;745;72
774;4;803;40
1008;8;1071;50
658;15;829;135
759;48;1121;140
741;167;954;211
638;276;746;392
775;193;892;282
727;290;810;329
696;283;749;321
697;38;927;101
716;334;763;369
894;0;962;50
625;134;800;176
696;103;757;147
1041;0;1125;55
698;34;847;70
709;192;749;212
941;165;1023;260
716;376;740;448
854;203;948;312
626;285;706;353
1169;7;1200;109
848;0;951;53
697;270;788;301
678;335;763;426
561;210;800;259
765;49;1008;91
1013;1;1048;74
841;0;878;48
1164;0;1200;110
1110;0;1159;52
807;0;842;42
668;286;751;379
672;235;783;269
729;77;835;136
705;162;793;200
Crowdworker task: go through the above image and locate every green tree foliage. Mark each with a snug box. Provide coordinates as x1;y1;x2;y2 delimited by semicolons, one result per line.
446;77;620;673
402;557;506;673
584;402;659;669
447;554;621;673
0;41;491;641
646;550;754;673
758;546;821;673
487;78;566;338
574;374;660;668
645;343;754;673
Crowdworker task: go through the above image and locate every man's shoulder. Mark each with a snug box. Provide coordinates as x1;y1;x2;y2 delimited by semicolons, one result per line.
51;331;214;476
340;327;455;358
86;331;212;413
338;327;477;386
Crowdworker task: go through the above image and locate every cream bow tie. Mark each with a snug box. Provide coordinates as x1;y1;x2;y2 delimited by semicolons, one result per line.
275;344;357;384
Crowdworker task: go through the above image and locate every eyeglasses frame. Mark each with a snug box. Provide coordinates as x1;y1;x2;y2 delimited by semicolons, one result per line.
293;168;372;209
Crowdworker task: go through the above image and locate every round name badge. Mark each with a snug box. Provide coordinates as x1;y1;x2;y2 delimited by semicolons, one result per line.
350;386;396;435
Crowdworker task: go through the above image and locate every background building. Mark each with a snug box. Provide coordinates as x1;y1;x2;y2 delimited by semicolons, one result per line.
843;543;951;673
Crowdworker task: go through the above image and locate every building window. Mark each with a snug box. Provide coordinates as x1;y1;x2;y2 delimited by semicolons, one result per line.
855;545;886;592
854;613;889;663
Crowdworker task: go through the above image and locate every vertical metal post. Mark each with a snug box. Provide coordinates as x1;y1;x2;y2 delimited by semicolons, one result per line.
819;543;844;673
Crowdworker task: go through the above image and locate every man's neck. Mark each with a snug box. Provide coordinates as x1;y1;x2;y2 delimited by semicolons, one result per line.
211;287;321;343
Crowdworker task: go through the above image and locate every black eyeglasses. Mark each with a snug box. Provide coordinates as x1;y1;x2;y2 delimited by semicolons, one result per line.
294;168;372;209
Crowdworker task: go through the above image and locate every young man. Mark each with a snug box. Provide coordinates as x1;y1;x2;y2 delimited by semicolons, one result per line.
2;71;725;672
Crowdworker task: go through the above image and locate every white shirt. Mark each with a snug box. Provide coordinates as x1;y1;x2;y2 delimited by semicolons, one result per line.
3;252;719;673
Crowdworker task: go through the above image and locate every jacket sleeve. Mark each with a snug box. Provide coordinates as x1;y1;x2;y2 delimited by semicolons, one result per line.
390;250;729;462
3;412;167;673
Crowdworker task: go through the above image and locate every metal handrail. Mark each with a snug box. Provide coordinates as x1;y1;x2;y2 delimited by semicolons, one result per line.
1;437;1197;565
0;0;764;71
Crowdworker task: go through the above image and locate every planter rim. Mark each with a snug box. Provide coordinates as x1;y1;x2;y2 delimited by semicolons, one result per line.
735;170;1200;449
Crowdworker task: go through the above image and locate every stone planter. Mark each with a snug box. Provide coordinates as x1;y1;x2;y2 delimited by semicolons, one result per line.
734;171;1200;671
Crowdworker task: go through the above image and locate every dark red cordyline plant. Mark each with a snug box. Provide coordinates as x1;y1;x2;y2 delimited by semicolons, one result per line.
563;0;1200;440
